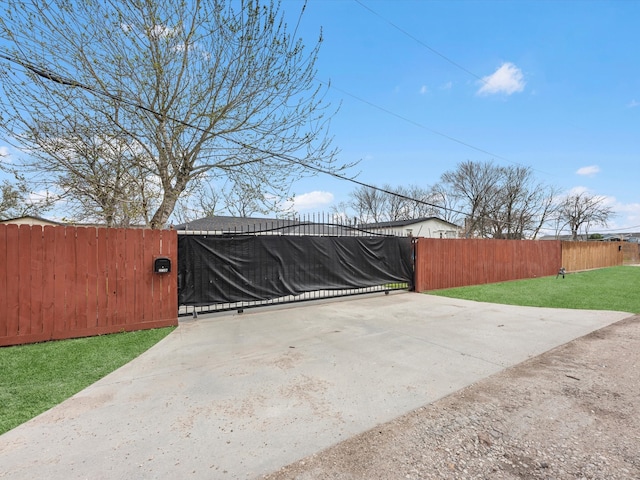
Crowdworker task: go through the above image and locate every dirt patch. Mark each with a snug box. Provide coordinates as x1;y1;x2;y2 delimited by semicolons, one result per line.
264;315;640;479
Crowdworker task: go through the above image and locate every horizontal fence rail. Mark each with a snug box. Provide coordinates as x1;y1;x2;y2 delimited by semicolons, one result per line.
0;224;178;347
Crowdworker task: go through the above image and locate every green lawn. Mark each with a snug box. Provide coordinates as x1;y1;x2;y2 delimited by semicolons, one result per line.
0;327;175;435
428;266;640;314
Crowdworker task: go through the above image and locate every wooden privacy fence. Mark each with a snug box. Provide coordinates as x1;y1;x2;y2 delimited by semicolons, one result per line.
0;224;178;347
561;241;628;271
414;238;636;292
414;238;562;292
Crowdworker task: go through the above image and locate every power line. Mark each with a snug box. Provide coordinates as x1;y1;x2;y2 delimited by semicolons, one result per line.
318;79;510;162
353;0;485;82
2;52;565;234
0;52;459;216
348;1;555;178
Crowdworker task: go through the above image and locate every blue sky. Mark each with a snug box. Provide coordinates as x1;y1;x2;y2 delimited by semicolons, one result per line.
284;0;640;232
1;0;638;232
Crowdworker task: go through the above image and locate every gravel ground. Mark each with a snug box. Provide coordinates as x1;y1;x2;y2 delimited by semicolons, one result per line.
263;315;640;480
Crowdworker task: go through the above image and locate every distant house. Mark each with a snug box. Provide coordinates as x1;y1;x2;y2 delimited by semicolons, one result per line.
540;232;640;242
360;217;461;238
174;215;461;237
0;215;61;227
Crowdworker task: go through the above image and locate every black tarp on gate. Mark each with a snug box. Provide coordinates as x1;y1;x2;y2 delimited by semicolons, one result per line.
178;235;413;306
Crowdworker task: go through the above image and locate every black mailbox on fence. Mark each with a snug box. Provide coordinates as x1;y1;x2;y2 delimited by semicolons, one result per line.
154;257;171;274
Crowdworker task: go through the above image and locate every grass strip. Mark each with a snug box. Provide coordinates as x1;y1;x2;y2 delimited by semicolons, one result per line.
0;327;175;435
428;266;640;313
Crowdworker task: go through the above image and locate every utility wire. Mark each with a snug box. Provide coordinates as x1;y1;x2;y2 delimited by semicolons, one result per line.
0;52;461;215
318;79;510;162
353;0;485;82
349;0;555;177
2;52;559;232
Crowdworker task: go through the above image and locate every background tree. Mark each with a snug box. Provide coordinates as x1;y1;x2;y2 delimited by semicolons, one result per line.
438;160;558;239
558;191;614;240
35;118;162;227
172;172;294;224
486;165;560;239
439;160;501;237
0;175;49;220
0;0;347;228
346;184;443;224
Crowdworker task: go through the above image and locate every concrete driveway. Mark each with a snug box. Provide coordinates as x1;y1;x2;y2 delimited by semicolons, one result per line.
0;292;631;479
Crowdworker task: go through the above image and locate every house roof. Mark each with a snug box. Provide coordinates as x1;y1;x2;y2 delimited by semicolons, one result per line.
0;215;62;226
360;217;460;229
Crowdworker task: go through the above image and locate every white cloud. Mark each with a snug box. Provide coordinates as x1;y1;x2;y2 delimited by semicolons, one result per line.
419;85;428;95
477;62;525;96
292;191;334;211
600;198;640;232
576;165;600;176
440;81;453;90
0;146;9;157
627;99;640;108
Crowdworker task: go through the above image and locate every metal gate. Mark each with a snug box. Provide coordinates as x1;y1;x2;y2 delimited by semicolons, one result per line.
177;218;414;316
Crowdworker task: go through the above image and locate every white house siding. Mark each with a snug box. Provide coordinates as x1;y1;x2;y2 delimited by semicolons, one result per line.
367;219;459;238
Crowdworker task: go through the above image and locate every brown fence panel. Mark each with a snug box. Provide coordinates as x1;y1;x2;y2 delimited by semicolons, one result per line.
561;241;624;271
0;224;178;347
6;225;20;337
414;238;561;292
42;226;56;338
622;242;640;265
0;225;7;337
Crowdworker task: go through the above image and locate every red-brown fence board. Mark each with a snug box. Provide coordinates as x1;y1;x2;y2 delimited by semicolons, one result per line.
106;228;118;327
132;228;143;323
124;230;136;326
18;225;32;336
0;224;178;347
414;238;562;292
53;226;67;334
96;228;109;328
85;227;98;329
5;225;20;337
30;226;44;335
114;228;126;327
42;226;56;338
64;228;78;332
75;227;89;331
142;231;154;322
0;225;7;337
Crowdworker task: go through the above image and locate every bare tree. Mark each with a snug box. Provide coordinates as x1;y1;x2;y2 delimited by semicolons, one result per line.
0;175;50;220
0;0;347;228
558;191;614;241
440;161;501;237
34;118;162;227
349;185;388;223
438;161;558;239
172;172;294;224
404;184;444;219
345;184;443;224
489;166;560;240
426;183;459;224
